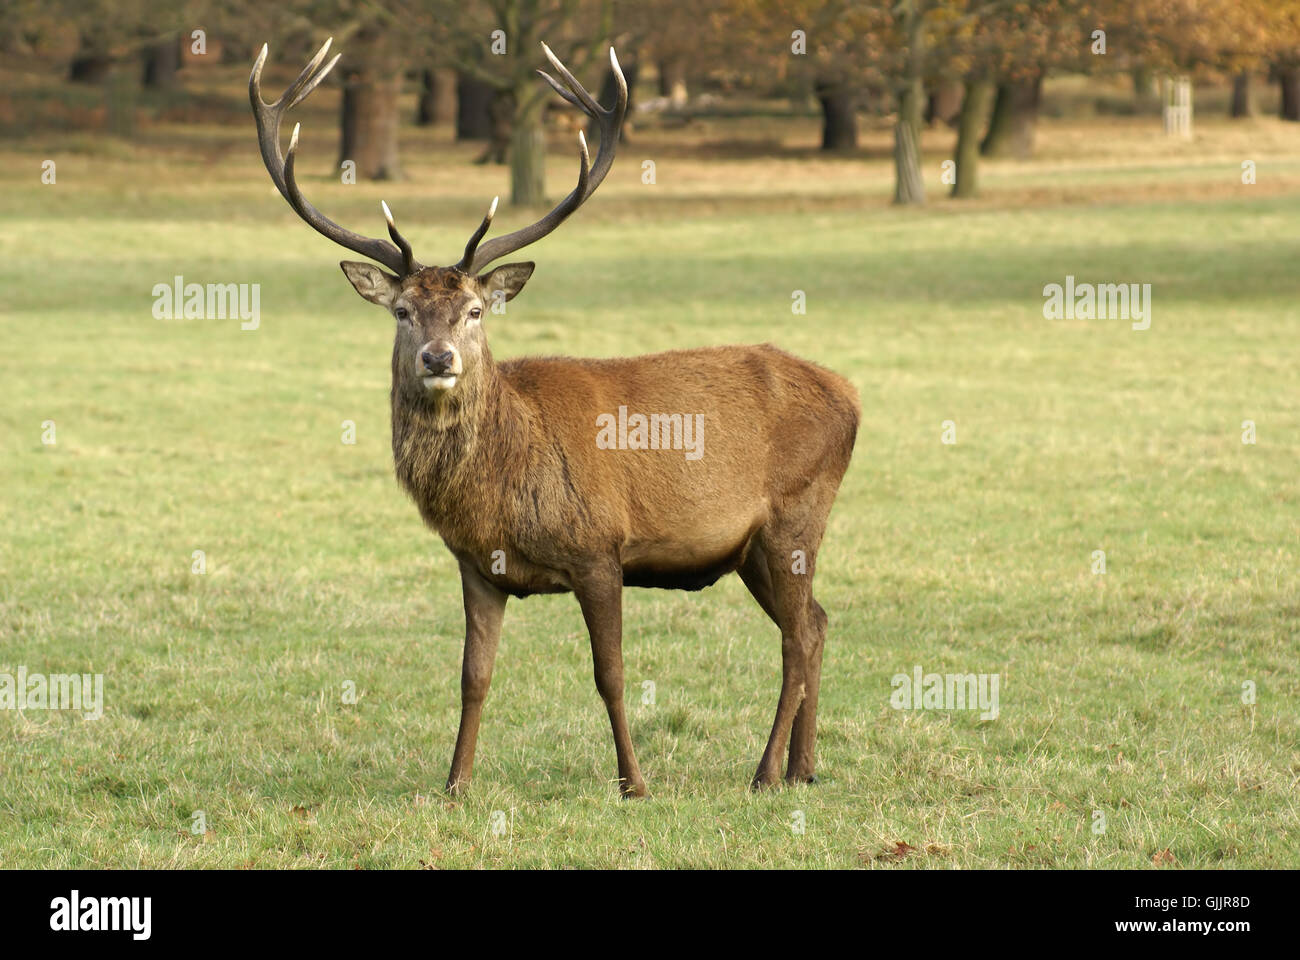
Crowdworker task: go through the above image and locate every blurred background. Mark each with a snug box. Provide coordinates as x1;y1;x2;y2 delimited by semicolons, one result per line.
3;0;1300;204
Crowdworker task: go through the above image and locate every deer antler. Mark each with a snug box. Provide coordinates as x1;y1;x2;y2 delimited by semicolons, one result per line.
250;38;419;277
457;43;627;274
251;40;624;278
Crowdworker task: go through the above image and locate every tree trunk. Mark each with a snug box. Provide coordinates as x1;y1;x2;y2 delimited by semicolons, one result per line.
980;72;1042;158
142;36;179;89
69;44;112;84
658;57;688;107
475;89;513;165
417;67;457;125
952;79;993;198
510;101;546;205
456;71;495;140
1280;67;1300;122
1230;71;1254;118
339;66;403;180
417;70;435;126
893;0;926;206
893;82;926;205
893;118;924;205
1132;65;1157;110
816;79;858;150
104;66;136;137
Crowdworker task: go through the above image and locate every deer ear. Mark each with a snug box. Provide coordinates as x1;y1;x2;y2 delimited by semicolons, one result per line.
479;261;535;303
340;261;401;308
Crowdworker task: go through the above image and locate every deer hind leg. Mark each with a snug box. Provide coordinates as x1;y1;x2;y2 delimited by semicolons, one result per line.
575;565;649;798
741;535;816;790
786;597;827;783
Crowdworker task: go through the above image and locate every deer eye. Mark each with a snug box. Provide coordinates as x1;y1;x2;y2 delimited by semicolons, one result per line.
469;306;482;320
394;307;409;322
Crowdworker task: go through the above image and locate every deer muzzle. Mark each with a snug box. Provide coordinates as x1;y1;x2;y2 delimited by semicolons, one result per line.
419;343;462;392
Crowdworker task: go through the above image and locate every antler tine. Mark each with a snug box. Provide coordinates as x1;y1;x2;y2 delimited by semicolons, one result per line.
536;70;584;109
538;40;604;115
456;196;500;272
382;201;417;276
249;40;418;277
288;51;342;108
540;45;627;204
586;46;627;199
465;44;625;274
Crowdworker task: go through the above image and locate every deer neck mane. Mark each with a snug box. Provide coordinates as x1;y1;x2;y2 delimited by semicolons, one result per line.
390;348;531;524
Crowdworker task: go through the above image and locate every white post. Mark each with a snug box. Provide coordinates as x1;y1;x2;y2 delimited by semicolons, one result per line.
1163;75;1192;138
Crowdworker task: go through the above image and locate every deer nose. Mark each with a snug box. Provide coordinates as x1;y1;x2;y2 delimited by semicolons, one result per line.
422;350;455;374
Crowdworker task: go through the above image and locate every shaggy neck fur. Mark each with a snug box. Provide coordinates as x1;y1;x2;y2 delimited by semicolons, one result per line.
390;346;532;540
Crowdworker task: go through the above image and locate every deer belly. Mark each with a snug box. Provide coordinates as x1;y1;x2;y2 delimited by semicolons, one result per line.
620;519;760;592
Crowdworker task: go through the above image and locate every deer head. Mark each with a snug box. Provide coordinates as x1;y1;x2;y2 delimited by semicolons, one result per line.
339;252;534;408
249;38;626;408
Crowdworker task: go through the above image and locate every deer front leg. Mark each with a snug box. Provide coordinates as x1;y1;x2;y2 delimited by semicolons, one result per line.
446;560;508;796
575;565;648;798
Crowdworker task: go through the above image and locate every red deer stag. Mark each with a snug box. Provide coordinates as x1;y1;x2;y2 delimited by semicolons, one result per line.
250;39;859;797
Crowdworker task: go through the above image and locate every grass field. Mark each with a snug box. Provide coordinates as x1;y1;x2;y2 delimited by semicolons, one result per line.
2;71;1299;868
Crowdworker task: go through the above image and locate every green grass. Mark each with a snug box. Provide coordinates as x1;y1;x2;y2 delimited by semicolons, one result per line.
1;98;1298;868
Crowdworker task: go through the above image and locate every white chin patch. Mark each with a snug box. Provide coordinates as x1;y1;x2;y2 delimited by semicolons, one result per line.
423;375;457;391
